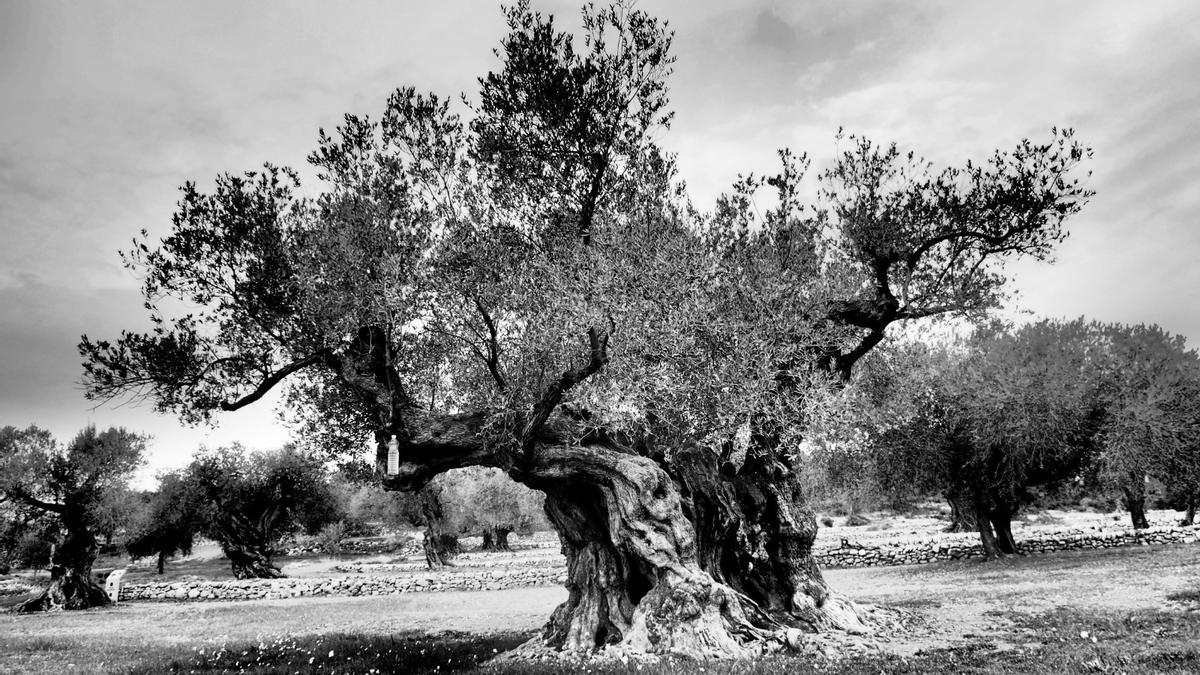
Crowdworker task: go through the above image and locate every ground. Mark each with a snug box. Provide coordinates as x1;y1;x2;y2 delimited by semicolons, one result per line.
1;541;1198;672
1;508;1197;673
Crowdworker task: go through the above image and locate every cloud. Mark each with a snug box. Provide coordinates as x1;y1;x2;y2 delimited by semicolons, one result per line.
2;0;1199;477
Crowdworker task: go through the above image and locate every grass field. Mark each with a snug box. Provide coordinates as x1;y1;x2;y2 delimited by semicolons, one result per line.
2;541;1198;673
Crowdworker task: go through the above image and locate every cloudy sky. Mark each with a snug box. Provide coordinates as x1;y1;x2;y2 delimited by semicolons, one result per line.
2;1;1197;481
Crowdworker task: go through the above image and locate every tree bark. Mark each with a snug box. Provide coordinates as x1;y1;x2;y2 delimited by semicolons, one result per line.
222;542;284;579
943;488;978;533
380;405;874;656
157;551;166;575
421;487;458;568
1183;494;1196;527
16;527;109;612
671;443;867;634
1122;477;1150;530
528;445;774;656
973;491;1004;561
989;508;1019;555
481;525;512;551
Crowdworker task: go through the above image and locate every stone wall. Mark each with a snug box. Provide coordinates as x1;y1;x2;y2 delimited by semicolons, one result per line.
814;524;1200;568
120;565;566;602
119;524;1199;603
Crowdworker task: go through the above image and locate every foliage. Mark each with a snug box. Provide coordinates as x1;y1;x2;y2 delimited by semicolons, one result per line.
1090;323;1200;505
77;1;1092;469
125;470;206;570
184;444;343;554
328;460;423;534
73;0;1094;646
315;521;347;555
0;425;146;528
11;528;54;570
436;467;547;537
814;319;1200;536
806;320;1104;530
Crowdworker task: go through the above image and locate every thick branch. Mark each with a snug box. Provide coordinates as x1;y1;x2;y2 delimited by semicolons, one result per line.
220;351;328;411
833;329;887;381
10;488;67;515
520;326;611;466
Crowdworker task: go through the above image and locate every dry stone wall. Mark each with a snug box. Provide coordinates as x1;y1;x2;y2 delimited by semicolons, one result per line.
814;524;1200;568
120;565;566;602
119;523;1199;603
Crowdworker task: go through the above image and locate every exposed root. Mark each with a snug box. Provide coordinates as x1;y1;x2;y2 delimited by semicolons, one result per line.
500;601;916;665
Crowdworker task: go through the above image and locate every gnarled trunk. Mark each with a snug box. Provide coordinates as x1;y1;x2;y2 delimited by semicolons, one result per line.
382;412;870;657
989;504;1019;555
481;525;512;551
672;445;866;634
943;488;978;533
17;527;109;612
1122;477;1150;530
209;513;285;579
973;490;1004;560
1183;494;1196;526
223;542;284;579
529;446;770;657
421;485;458;567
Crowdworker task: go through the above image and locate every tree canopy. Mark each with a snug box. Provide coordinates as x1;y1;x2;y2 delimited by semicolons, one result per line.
77;0;1093;656
0;425;146;610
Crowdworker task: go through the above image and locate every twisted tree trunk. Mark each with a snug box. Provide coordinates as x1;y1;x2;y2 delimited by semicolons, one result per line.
381;405;871;657
529;446;771;656
672;444;866;633
16;526;109;612
1122;477;1150;530
210;513;284;579
988;502;1019;555
222;541;284;579
481;525;512;551
972;490;1004;560
421;486;458;568
943;488;978;533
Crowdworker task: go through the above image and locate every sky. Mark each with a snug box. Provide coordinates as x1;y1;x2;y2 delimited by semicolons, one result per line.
2;1;1198;483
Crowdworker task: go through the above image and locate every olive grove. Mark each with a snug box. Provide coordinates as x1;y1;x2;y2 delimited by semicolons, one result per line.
78;1;1091;657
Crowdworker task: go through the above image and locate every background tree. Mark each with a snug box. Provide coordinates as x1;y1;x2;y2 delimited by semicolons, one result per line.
1091;323;1200;529
828;321;1103;559
328;459;424;536
439;466;547;550
0;425;145;611
418;481;459;568
1;482;55;574
182;445;341;578
90;485;143;552
125;471;206;574
78;1;1091;656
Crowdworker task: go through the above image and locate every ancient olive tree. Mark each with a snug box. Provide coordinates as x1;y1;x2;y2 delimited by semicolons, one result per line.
79;1;1090;656
438;467;547;550
180;445;341;578
0;425;145;611
1091;323;1200;529
827;321;1104;558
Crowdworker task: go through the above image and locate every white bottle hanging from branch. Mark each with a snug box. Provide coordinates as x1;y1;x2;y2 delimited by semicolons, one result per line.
386;435;400;476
